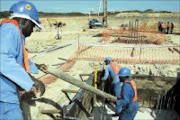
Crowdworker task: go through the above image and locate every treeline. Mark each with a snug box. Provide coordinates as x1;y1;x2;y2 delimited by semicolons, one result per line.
0;11;10;18
0;11;86;18
39;12;85;17
120;9;172;13
0;9;172;18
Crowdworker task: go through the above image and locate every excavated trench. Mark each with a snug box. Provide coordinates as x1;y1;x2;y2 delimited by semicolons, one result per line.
25;70;180;119
61;71;180;120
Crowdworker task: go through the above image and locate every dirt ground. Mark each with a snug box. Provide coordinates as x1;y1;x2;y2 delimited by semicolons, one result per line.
17;13;180;119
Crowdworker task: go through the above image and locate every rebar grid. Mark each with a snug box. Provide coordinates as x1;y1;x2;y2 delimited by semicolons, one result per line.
102;29;167;45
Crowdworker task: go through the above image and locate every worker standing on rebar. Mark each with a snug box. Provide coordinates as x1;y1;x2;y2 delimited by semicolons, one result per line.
116;67;139;120
0;1;45;120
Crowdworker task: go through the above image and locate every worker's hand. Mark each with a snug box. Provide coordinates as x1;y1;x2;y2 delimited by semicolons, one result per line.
29;74;46;97
21;90;36;105
36;63;47;71
32;79;45;97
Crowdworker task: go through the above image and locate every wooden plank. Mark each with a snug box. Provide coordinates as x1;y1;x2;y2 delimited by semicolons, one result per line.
41;110;60;114
41;67;117;102
61;89;79;93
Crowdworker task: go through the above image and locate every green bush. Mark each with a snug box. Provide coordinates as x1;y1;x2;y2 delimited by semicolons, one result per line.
0;11;10;18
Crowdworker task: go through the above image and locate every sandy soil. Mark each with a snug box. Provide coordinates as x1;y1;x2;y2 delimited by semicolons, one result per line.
22;14;180;119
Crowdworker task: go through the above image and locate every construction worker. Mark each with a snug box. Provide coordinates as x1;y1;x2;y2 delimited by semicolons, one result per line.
166;22;170;34
101;57;121;97
169;22;174;34
0;1;45;120
158;21;162;32
101;57;120;81
160;22;163;32
162;22;166;33
116;67;139;120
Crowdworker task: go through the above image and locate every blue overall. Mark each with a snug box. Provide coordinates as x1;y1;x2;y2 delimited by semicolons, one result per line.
101;65;122;99
112;75;123;99
0;22;38;120
116;79;139;120
101;64;116;81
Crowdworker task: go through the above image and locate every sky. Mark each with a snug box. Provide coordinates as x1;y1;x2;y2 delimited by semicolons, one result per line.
0;0;179;13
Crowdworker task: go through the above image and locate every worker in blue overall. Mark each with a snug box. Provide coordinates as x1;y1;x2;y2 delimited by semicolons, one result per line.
101;57;122;99
116;67;139;120
101;57;118;81
0;1;45;120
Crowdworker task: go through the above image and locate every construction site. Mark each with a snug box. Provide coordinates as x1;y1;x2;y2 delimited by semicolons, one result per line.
1;0;180;120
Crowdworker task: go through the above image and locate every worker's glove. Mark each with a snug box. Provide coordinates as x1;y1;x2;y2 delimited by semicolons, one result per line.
29;74;45;97
36;63;47;71
32;78;45;97
21;90;36;105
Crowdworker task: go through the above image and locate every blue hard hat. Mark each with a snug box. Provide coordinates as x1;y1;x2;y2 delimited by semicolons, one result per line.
110;57;113;61
9;1;42;29
118;67;131;77
104;57;113;62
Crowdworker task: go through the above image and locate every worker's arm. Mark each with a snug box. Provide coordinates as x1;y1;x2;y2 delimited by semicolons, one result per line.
114;81;122;99
29;60;39;74
0;55;35;92
112;75;122;99
116;83;132;113
101;65;110;81
112;75;120;85
0;27;34;92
